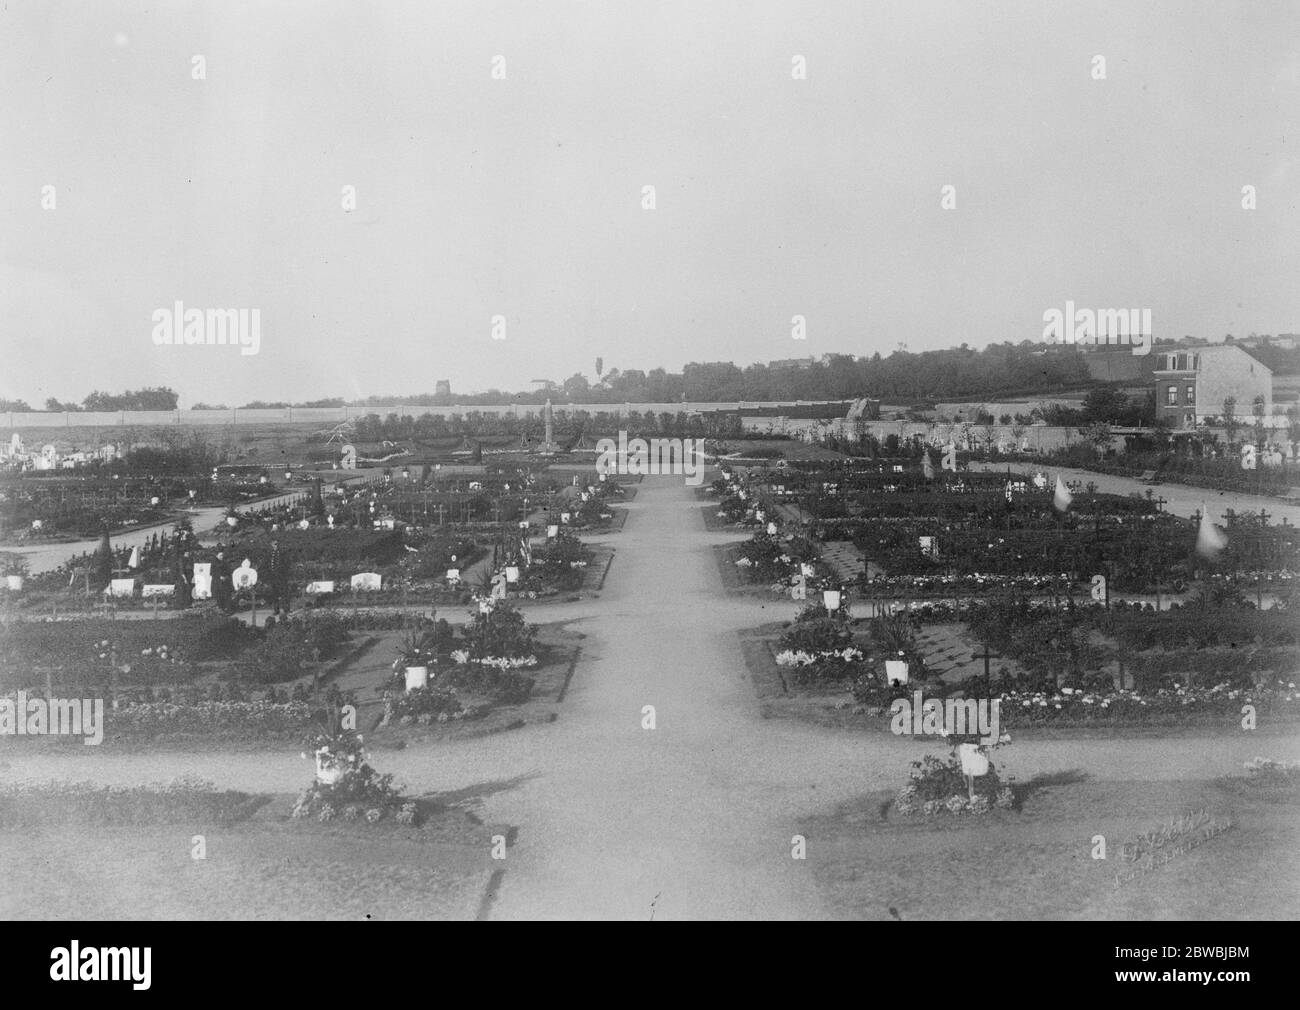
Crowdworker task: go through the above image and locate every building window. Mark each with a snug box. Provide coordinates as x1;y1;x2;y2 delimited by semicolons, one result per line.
1185;385;1195;404
1166;385;1178;406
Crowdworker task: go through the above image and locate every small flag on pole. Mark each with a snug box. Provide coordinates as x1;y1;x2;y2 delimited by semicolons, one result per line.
1195;504;1227;558
1053;476;1073;512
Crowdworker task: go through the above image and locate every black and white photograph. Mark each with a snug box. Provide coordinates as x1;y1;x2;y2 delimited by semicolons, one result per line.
0;0;1297;946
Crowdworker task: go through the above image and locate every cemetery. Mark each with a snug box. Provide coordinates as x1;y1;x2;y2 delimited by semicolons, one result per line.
2;420;1296;920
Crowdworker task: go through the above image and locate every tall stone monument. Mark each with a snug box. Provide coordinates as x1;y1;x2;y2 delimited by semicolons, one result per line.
537;398;563;454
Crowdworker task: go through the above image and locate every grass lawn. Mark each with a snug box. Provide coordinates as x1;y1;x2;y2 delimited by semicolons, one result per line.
0;794;498;920
800;775;1300;920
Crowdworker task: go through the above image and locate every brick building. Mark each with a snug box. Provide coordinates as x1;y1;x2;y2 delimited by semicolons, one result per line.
1152;345;1272;429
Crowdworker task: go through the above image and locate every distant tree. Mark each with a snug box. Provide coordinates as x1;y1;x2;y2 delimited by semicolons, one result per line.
1081;385;1130;424
1081;422;1114;453
561;373;591;400
1222;397;1240;444
0;399;32;411
94;525;113;586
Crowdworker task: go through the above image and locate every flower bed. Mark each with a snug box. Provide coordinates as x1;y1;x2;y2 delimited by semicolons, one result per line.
292;729;414;825
893;750;1016;818
0;776;265;827
104;699;316;740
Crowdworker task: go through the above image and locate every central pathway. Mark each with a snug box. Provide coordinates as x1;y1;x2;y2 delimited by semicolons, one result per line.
481;476;827;919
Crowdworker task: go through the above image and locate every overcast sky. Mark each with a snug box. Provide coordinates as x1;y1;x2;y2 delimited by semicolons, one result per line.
2;1;1298;406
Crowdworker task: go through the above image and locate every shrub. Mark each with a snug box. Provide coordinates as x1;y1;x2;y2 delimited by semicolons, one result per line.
0;776;263;827
381;686;463;724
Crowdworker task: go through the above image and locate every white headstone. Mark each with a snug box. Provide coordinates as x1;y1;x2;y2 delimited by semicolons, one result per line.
142;584;175;598
446;568;460;583
350;572;382;591
109;578;136;598
306;580;335;594
232;562;258;590
192;563;212;599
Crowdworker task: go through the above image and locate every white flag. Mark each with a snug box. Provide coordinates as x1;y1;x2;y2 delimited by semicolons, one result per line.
1195;505;1227;558
1053;476;1073;512
127;546;140;569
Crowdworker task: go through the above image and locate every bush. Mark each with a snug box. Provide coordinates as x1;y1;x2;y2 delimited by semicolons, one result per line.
295;730;407;821
0;776;263;826
893;749;1013;817
381;686;464;724
461;600;536;660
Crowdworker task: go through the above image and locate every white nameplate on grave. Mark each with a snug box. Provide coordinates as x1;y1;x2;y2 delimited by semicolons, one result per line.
505;566;520;583
958;743;989;777
446;568;460;583
767;522;778;536
885;659;909;684
306;581;335;595
143;584;175;598
298;519;310;530
192;563;212;600
546;524;559;538
560;512;571;523
404;666;428;690
109;579;136;598
350;572;382;592
919;536;937;559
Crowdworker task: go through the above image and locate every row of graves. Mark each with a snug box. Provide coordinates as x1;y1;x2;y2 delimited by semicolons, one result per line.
710;453;1300;745
1;462;629;615
0;466;285;543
